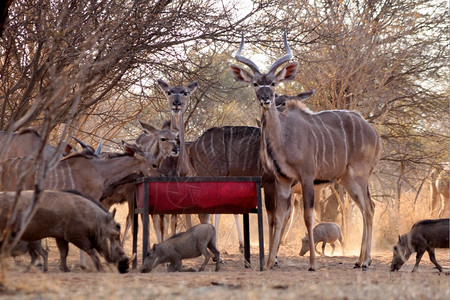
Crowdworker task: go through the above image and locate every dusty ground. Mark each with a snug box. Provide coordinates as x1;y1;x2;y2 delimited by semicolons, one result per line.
1;206;449;300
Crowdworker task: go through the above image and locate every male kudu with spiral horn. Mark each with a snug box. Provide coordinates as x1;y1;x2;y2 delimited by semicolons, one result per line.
230;31;381;271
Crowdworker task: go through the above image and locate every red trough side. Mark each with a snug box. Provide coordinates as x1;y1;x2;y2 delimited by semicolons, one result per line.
135;180;257;214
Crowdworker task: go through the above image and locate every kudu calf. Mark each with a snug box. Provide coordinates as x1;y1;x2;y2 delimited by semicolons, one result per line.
230;32;381;270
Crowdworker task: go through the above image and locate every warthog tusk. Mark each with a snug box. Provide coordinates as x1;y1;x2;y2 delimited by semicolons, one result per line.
128;253;136;262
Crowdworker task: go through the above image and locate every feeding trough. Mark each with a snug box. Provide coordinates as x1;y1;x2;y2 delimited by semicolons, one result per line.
132;176;265;270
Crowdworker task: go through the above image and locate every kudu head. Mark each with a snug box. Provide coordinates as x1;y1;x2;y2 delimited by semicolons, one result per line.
230;31;299;109
157;79;198;116
134;120;180;165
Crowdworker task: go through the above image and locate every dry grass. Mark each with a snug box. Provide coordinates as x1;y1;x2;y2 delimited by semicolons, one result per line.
1;194;449;300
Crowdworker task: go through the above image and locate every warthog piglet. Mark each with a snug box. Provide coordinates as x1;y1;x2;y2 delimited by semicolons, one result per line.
299;222;345;256
141;224;220;272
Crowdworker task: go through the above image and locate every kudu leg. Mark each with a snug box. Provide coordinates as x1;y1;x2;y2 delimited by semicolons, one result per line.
79;251;89;270
280;194;298;245
302;180;316;271
341;176;374;270
266;177;292;269
122;213;132;248
151;214;166;243
214;214;221;245
262;180;277;268
233;214;244;252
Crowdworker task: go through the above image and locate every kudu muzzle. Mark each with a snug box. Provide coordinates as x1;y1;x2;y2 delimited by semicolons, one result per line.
171;95;183;113
257;86;276;107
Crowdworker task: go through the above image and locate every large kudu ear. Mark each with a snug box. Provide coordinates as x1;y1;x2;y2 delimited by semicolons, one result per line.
275;62;299;83
65;144;74;156
294;90;315;102
157;79;170;93
187;82;198;93
230;65;254;84
138;120;158;135
122;140;143;158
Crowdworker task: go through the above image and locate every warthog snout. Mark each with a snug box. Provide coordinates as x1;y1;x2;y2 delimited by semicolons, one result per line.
117;256;130;274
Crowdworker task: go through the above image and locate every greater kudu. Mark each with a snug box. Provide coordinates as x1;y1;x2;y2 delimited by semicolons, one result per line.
153;79;199;241
230;32;381;270
100;122;181;246
430;165;449;218
0;133;178;201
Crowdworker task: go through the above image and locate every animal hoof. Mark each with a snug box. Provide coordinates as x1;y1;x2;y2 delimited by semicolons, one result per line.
308;267;316;272
362;266;368;271
353;263;361;269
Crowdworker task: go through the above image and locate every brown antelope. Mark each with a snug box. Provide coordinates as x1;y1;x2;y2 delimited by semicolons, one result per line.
188;125;266;252
152;79;199;241
0;133;178;201
230;32;381;270
100;121;181;245
157;79;198;177
430;165;449;218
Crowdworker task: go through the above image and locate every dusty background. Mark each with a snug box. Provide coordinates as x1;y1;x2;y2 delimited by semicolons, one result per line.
1;204;449;300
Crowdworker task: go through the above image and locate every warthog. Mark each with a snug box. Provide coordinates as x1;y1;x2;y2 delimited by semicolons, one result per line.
0;190;130;273
10;240;48;272
391;218;449;272
141;224;220;273
299;222;345;256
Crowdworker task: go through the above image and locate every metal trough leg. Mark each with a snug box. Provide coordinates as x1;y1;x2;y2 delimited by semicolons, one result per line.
132;193;138;269
244;213;250;268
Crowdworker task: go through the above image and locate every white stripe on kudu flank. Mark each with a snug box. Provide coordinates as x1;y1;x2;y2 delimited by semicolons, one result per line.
228;127;234;166
350;114;356;148
221;130;226;158
209;130;215;158
358;117;365;147
310;128;320;167
332;112;348;164
310;117;329;167
66;162;76;190
243;127;257;171
317;116;336;168
49;164;58;189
